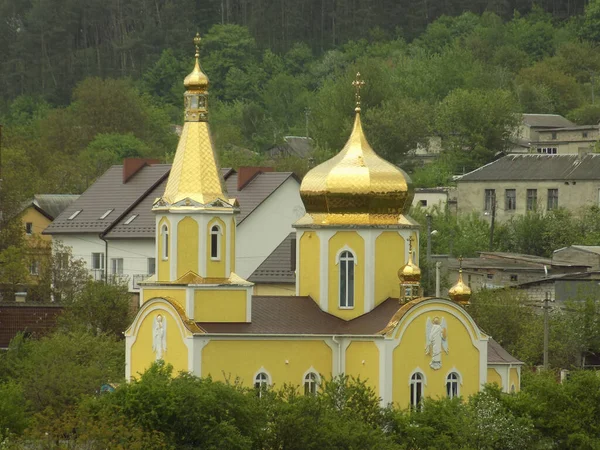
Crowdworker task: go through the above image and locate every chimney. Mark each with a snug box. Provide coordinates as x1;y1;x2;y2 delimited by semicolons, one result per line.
123;158;161;183
237;166;274;190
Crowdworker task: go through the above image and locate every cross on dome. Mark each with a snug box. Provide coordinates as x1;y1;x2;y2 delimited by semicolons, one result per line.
352;72;365;112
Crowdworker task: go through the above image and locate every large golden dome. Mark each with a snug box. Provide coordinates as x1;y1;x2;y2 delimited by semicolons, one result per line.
300;79;413;225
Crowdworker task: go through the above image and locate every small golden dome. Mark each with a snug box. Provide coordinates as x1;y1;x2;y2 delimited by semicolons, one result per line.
184;33;209;91
300;75;413;220
449;269;471;306
398;250;421;283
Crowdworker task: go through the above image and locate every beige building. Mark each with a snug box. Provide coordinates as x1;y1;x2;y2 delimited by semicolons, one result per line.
412;187;456;212
457;154;600;222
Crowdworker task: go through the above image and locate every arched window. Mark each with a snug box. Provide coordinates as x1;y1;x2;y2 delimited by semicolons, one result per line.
410;372;424;410
254;372;269;397
161;224;169;260
210;225;221;260
304;372;319;396
339;250;355;308
446;372;460;399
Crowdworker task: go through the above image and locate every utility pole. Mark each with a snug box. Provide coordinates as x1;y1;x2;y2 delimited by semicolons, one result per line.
304;107;311;139
0;124;3;226
426;214;432;294
435;261;441;297
489;193;496;251
543;291;550;370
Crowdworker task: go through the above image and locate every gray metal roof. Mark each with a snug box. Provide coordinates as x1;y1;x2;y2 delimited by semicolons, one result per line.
546;125;598;132
102;167;299;239
522;114;575;128
24;194;80;220
248;233;295;284
459;154;600;182
487;338;523;364
570;245;600;256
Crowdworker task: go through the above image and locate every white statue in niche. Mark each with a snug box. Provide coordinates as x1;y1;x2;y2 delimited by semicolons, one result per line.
152;314;167;360
425;316;448;370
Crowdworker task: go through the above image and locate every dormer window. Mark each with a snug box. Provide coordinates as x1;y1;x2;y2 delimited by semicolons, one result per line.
68;210;82;220
99;209;114;219
161;224;169;260
210;225;221;260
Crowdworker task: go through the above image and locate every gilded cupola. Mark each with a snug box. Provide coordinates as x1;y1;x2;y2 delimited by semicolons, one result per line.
398;247;421;283
449;257;471;306
299;73;414;226
398;236;422;303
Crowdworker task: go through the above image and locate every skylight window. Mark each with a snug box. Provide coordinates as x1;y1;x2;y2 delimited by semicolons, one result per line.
68;210;82;220
99;209;114;219
124;214;138;225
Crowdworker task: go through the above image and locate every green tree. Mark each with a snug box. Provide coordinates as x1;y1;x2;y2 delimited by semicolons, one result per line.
0;381;28;441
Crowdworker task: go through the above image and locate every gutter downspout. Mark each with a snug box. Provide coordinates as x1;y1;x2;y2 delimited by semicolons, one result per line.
100;235;108;282
332;335;342;376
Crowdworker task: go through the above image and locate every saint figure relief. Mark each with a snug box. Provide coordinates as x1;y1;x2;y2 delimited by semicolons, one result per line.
425;316;448;370
152;314;167;360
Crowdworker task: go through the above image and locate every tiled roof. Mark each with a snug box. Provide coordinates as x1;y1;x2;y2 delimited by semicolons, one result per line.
104;167;298;239
487;338;523;364
44;164;171;235
28;195;80;220
459;154;600;182
198;296;400;335
248;233;295;284
522;114;575;128
0;304;63;348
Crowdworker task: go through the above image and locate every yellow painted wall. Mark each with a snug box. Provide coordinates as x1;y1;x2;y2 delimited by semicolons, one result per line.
328;231;365;320
202;339;332;387
411;231;419;262
374;232;404;304
142;288;186;309
487;368;503;388
177;216;199;278
510;367;520;392
230;217;236;273
392;303;481;408
253;283;295;296
130;308;189;378
158;217;171;281
194;289;246;322
299;231;320;302
22;207;52;242
345;340;379;395
206;218;227;278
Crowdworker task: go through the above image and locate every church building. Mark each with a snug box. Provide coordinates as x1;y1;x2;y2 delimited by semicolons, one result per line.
125;35;522;407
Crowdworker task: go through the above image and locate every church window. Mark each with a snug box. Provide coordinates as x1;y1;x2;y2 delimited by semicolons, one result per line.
339;250;355;308
161;224;169;260
410;372;424;409
25;222;33;235
446;372;459;399
254;372;270;398
304;372;319;396
210;224;221;260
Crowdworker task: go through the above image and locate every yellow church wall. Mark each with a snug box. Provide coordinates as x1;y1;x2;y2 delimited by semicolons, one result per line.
510;367;520;392
194;289;246;322
253;283;295;296
345;341;379;395
130;308;189;378
201;339;332;387
411;231;419;262
177;216;199;278
392;305;481;408
22;207;52;242
487;368;503;388
206;218;227;278
230;217;236;273
299;232;320;301
157;217;171;281
374;232;404;305
328;231;365;320
142;289;186;309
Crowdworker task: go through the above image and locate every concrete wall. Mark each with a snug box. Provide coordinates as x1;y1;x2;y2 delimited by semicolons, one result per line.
457;180;600;222
412;191;447;210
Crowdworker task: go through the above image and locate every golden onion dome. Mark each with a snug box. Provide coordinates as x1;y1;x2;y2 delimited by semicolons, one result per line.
300;74;414;223
184;33;209;92
449;268;471;306
398;249;421;283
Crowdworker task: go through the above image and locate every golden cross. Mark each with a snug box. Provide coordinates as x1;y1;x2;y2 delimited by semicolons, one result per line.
193;32;201;58
352;72;365;110
407;236;414;253
458;256;463;270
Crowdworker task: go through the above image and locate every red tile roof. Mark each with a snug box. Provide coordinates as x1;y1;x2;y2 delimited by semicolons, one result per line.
0;304;63;348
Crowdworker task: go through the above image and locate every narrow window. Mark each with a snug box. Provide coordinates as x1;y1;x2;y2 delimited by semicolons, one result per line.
99;209;113;219
526;189;537;211
68;210;82;220
583;131;588;138
304;372;318;396
210;225;220;260
419;199;427;207
547;189;559;210
510;274;518;282
29;260;39;276
446;372;459;399
290;238;297;272
111;258;123;275
57;252;68;270
339;250;355;308
124;214;138;225
91;252;105;279
504;189;516;211
410;373;424;410
551;131;557;140
254;372;270;398
147;258;156;275
161;224;169;260
484;189;495;212
25;222;33;235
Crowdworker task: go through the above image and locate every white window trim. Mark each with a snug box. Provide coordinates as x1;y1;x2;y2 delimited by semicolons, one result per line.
91;252;105;270
445;370;461;399
302;367;321;395
409;370;425;409
161;224;169;261
111;258;124;275
253;367;272;388
210;223;223;261
408;367;427;387
336;246;357;310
